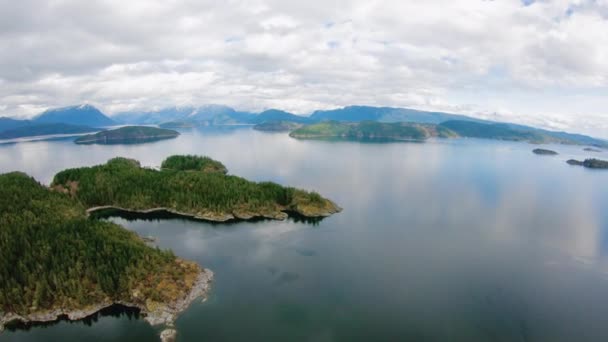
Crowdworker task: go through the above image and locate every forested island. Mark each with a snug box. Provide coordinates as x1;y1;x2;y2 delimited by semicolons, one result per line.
253;121;304;132
289;120;607;146
567;158;608;169
533;148;558;155
0;172;213;339
52;155;341;221
75;126;179;145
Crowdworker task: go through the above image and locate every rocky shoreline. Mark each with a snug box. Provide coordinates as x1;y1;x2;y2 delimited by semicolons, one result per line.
0;268;213;341
87;202;341;222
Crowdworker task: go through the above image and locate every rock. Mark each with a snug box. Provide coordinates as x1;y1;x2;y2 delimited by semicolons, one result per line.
533;148;558;155
160;329;177;342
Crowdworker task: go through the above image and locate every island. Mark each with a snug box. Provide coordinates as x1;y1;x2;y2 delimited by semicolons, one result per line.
0;172;213;341
52;155;341;221
159;120;198;129
253;121;304;132
533;148;558;155
566;158;608;169
584;147;603;152
289;121;457;141
74;126;179;145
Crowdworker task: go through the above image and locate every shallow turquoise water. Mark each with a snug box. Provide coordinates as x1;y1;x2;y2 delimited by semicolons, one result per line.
1;128;608;341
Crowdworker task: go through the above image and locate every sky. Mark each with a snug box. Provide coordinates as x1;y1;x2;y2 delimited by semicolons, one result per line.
1;0;608;137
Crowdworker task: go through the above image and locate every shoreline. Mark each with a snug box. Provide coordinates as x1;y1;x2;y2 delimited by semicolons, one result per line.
0;267;213;341
86;203;341;222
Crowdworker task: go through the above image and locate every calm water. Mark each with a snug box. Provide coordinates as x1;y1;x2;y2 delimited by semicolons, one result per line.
2;128;608;341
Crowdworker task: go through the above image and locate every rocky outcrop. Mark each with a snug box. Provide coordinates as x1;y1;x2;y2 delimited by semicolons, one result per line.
160;329;177;342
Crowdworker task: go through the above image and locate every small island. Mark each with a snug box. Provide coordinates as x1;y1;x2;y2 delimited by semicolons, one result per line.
533;148;558;155
566;158;608;169
0;172;213;340
584;147;603;152
52;155;341;221
75;126;179;145
254;121;304;132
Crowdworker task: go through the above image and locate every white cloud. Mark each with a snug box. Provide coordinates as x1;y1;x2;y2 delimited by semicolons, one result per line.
0;0;608;137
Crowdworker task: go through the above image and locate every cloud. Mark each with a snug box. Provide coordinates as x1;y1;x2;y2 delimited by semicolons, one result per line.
1;0;607;137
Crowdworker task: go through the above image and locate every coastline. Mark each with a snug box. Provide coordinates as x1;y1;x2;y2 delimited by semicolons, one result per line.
0;266;213;341
86;202;341;222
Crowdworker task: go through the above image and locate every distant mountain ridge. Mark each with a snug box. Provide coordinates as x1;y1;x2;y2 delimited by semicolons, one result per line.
1;104;606;147
35;104;115;127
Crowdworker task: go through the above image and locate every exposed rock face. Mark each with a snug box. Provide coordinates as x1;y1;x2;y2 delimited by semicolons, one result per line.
160;329;177;342
533;148;558;155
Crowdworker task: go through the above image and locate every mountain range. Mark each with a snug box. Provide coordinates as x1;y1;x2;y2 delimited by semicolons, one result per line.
0;104;606;147
0;105;118;140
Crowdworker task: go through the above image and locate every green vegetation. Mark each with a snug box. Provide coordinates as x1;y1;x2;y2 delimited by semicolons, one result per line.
567;158;608;169
75;126;179;145
289;121;452;141
0;123;97;140
161;155;227;174
52;156;340;220
0;172;200;316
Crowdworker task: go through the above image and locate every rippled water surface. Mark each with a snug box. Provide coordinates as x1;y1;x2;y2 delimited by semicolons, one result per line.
2;128;608;341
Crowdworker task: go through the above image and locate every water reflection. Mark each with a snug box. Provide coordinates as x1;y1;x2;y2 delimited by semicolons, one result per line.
4;305;141;332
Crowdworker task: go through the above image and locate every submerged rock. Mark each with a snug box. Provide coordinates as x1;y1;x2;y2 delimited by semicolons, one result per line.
160;329;177;342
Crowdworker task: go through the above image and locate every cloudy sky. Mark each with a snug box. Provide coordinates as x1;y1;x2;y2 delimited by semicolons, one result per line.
1;0;608;137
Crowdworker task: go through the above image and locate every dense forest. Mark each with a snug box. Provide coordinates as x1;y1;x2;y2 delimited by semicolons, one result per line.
52;156;339;219
75;126;179;145
0;172;199;315
161;155;227;174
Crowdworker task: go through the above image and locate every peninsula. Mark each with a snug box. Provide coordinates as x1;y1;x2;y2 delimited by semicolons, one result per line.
254;121;304;132
52;155;341;221
75;126;179;145
289;121;456;141
289;120;608;146
0;172;213;340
